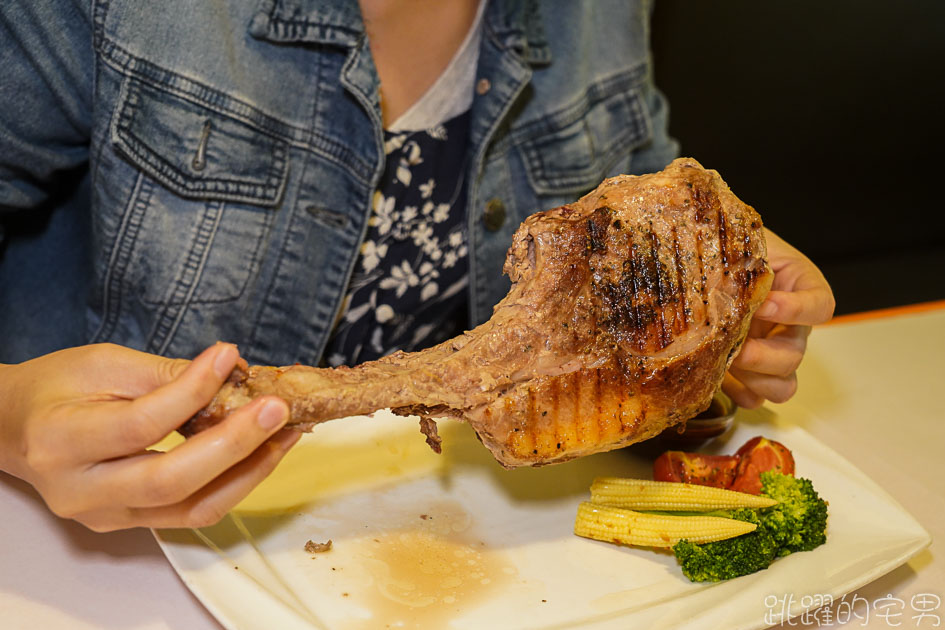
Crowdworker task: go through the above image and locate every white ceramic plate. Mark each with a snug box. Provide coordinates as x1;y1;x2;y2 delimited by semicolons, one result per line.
154;409;930;630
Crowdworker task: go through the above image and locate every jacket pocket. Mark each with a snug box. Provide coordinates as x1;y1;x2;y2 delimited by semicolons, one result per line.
97;73;287;331
111;76;289;206
515;69;652;196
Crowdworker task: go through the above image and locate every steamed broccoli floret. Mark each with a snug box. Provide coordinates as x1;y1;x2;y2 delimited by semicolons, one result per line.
708;507;762;525
673;472;828;581
758;470;828;554
674;530;779;582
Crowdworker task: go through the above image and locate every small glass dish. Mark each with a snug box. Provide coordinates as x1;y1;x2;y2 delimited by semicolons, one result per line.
655;391;736;448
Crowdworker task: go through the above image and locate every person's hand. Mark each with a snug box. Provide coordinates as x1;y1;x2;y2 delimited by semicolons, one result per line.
723;229;835;409
0;343;299;532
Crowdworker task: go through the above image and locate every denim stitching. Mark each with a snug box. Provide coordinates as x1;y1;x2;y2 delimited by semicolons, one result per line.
147;200;225;354
113;80;289;205
91;0;110;51
91;172;153;343
465;31;533;327
247;187;301;360
515;72;652;195
473;156;513;320
99;38;304;142
265;18;361;44
98;38;375;183
527;92;648;191
307;190;372;363
511;65;648;142
140;199;272;308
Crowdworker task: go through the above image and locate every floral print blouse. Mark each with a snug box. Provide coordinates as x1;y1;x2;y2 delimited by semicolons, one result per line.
323;111;471;366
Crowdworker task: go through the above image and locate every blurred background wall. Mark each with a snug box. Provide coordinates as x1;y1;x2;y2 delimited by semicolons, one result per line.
650;1;945;315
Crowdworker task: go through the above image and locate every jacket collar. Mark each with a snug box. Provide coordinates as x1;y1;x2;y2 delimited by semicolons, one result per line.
484;0;551;65
248;0;365;47
249;0;551;65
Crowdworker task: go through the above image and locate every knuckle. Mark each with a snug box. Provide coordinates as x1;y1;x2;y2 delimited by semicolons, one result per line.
782;301;803;322
154;357;209;406
185;502;228;529
771;351;803;378
120;410;163;449
142;467;186;506
173;375;217;415
23;427;67;476
227;424;264;455
768;376;798;403
24;444;56;477
785;353;804;375
44;492;85;521
156;358;191;387
732;341;762;370
736;393;763;410
77;513;121;533
85;521;118;533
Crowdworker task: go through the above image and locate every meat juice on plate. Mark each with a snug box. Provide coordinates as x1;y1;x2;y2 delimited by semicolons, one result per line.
319;500;518;629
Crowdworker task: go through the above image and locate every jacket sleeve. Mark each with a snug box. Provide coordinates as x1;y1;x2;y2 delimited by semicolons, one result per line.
0;0;93;219
629;79;681;176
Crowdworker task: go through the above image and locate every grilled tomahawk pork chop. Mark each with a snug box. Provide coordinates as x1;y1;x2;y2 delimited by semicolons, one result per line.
184;158;772;468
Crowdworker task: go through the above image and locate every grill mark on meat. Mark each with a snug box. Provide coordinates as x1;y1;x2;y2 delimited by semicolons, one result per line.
591;217;682;353
586;209;610;255
592;368;603;445
638;240;657;348
671;226;691;333
555;375;578;452
696;231;708;305
550;376;559;424
626;241;642;350
524;387;537;455
718;205;730;274
570;373;581;448
692;183;711;224
646;225;671;349
611;357;629;433
695;230;710;327
739;233;755;300
549;377;560;453
740;264;762;301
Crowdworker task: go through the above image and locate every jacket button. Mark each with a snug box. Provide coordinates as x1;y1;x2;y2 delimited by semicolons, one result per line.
476;78;491;95
482;198;506;232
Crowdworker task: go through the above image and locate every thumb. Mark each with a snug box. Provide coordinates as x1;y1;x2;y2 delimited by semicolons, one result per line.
112;343;239;399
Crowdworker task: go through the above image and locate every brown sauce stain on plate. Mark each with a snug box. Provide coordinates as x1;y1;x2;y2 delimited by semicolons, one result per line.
345;501;518;629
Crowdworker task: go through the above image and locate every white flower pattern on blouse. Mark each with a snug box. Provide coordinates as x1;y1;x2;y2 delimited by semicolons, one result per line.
324;111;471;367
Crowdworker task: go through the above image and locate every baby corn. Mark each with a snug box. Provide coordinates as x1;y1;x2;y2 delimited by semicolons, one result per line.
574;502;757;548
590;477;778;511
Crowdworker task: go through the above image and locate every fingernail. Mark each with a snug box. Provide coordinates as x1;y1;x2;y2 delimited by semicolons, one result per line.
258;399;288;430
756;301;777;318
212;343;238;379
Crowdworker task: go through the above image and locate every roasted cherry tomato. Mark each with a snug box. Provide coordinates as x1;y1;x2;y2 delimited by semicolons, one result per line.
653;451;740;488
730;436;796;494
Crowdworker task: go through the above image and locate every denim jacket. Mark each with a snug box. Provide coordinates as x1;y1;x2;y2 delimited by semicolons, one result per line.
0;0;677;365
